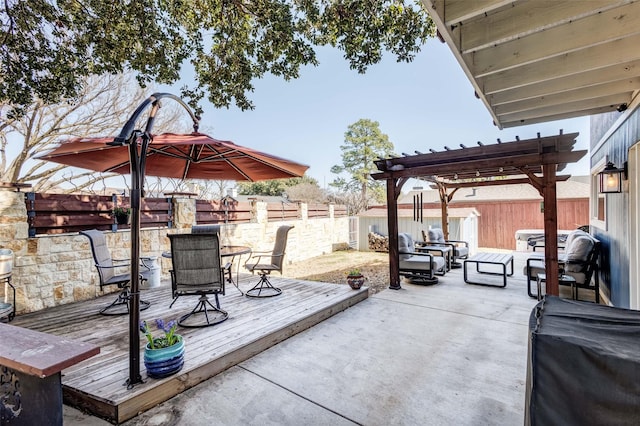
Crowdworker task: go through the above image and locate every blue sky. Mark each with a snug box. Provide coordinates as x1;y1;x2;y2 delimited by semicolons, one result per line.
196;38;591;189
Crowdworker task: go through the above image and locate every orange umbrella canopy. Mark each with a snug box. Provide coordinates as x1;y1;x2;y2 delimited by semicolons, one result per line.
38;132;309;181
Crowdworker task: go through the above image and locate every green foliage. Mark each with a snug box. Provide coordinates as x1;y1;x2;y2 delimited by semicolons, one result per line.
237;175;318;196
113;207;131;216
1;1;434;115
330;118;395;211
140;319;179;350
347;268;362;277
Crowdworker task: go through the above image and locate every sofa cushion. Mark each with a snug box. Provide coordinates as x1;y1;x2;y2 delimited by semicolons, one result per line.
428;228;445;243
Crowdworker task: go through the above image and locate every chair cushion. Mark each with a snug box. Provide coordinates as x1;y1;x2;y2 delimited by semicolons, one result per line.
525;259;545;279
454;246;469;258
564;229;590;250
428;228;446;243
525;259;588;286
564;235;594;262
398;233;414;260
400;255;445;272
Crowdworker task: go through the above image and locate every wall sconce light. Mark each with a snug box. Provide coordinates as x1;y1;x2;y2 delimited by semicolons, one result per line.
598;162;626;193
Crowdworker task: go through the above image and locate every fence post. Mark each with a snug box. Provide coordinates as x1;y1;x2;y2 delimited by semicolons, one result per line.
26;192;36;237
111;193;118;232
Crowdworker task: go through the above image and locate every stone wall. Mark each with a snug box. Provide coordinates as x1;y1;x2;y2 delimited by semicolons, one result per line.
0;191;349;315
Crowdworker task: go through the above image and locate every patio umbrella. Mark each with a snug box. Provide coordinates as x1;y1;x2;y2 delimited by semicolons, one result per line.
36;93;308;388
37;132;309;182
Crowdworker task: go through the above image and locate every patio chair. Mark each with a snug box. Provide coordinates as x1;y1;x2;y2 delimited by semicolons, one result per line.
191;224;221;234
191;224;233;284
80;230;151;315
524;230;601;302
168;233;230;327
398;233;446;285
244;225;294;298
422;228;469;268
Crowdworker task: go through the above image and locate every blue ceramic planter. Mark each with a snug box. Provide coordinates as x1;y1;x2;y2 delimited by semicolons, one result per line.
144;335;185;379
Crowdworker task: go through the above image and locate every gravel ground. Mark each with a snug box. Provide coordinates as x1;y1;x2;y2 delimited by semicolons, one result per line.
281;249;391;294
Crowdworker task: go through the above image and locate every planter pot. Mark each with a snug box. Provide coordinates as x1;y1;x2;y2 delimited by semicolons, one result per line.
347;275;365;290
144;335;185;378
115;214;130;225
0;249;13;278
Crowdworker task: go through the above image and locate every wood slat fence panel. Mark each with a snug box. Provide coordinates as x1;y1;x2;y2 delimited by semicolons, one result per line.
195;200;252;224
333;205;348;217
26;193;172;236
266;202;299;221
307;203;330;219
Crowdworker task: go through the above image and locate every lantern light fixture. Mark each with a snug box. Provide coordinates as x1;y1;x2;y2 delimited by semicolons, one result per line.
598;161;626;194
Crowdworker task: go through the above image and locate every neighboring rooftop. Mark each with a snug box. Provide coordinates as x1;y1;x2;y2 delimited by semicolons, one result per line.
398;176;590;204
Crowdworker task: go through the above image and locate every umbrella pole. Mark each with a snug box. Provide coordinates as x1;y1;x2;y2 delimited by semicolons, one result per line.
112;93;199;388
127;137;143;388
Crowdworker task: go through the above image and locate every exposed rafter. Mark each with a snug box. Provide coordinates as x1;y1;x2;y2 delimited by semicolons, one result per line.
422;0;640;128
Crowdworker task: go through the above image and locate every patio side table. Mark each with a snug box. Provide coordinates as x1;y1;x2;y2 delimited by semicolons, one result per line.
536;273;577;301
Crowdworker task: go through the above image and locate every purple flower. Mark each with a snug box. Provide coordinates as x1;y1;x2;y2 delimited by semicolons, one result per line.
140;318;180;349
165;320;177;333
155;318;165;331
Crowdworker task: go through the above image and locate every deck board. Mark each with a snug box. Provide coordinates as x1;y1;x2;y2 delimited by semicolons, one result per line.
11;275;367;424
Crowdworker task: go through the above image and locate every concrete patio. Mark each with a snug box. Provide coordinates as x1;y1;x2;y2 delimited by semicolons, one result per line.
64;251;555;425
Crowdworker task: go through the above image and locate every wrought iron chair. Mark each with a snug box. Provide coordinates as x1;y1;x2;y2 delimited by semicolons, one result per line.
80;230;151;315
168;233;230;327
244;225;294;297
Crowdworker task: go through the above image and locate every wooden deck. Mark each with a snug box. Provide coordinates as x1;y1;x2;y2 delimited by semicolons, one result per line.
11;276;368;424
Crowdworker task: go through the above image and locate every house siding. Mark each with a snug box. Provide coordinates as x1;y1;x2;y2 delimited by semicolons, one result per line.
591;107;640;308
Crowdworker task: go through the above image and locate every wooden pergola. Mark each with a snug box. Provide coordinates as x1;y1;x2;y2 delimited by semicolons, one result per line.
371;132;587;294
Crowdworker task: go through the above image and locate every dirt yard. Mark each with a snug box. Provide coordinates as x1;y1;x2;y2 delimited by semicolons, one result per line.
282;250;391;294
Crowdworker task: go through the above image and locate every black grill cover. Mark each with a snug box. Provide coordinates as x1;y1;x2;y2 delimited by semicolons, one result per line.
526;296;640;425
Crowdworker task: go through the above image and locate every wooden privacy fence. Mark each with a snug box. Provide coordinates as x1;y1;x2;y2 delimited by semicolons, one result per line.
267;202;300;221
195;199;252;224
25;192;348;236
307;203;330;219
333;205;348;217
25;193;172;236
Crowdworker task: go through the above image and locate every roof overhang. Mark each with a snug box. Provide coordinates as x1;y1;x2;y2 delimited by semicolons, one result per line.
421;0;640;129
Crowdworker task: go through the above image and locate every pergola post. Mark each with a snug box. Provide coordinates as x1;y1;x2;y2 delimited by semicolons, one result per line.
542;164;560;295
387;178;401;290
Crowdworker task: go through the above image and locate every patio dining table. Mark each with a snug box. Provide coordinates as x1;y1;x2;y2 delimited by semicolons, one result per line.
162;245;252;295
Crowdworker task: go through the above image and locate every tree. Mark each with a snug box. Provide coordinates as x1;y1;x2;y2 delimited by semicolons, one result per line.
1;1;435;115
284;182;327;203
330;119;395;213
237;175;319;197
0;73;189;193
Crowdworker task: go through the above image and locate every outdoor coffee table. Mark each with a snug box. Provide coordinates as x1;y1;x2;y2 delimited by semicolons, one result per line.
463;252;514;287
